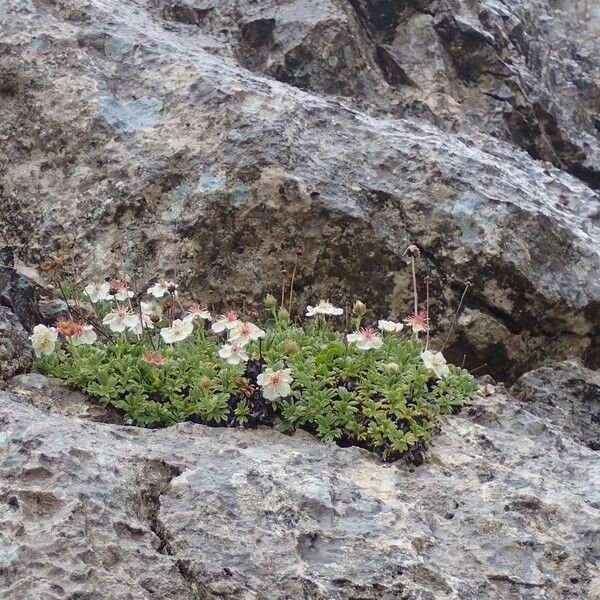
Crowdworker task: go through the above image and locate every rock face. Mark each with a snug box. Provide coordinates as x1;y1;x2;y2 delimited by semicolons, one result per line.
0;307;32;383
511;359;600;450
0;0;599;381
0;372;598;599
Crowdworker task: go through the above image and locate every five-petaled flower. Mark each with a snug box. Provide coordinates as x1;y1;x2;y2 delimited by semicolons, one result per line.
211;310;241;333
257;368;294;401
103;308;133;333
85;281;111;303
108;279;134;302
228;322;265;346
128;313;155;336
218;342;249;365
305;300;343;317
404;311;429;334
183;304;212;324
70;324;97;346
421;350;449;379
347;327;384;350
147;280;177;298
160;319;193;344
144;352;165;366
141;300;163;317
29;324;58;357
377;319;404;334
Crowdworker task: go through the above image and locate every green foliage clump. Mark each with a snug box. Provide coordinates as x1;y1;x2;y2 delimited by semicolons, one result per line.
38;305;478;463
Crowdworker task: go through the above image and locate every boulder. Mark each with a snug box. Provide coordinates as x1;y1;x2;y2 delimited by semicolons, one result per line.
0;307;31;383
0;373;598;599
511;359;600;450
0;0;598;380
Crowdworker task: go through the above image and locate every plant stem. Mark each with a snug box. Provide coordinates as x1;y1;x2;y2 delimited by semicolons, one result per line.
441;281;470;351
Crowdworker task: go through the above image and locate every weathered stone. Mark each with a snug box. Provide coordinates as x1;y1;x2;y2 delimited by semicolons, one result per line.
0;376;598;599
0;307;31;382
0;0;598;381
511;360;600;450
0;267;40;330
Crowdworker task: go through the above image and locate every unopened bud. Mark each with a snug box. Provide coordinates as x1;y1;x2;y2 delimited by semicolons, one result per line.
265;293;277;309
285;340;299;354
168;284;177;294
353;300;366;316
201;377;213;389
278;307;289;321
384;362;400;375
150;314;161;323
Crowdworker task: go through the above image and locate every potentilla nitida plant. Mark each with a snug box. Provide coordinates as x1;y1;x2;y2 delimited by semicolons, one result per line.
32;249;483;462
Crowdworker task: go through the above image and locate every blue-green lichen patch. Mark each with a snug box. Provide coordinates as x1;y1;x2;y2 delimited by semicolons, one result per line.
98;96;162;133
196;173;224;193
450;193;509;246
104;36;135;61
161;185;191;221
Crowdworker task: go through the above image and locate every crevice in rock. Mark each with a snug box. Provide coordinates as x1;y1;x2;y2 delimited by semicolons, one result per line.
137;459;206;600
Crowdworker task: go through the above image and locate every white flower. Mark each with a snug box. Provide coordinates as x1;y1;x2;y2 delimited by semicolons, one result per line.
256;368;294;401
103;308;133;333
141;300;163;317
127;313;155;336
183;304;212;324
70;325;97;346
108;280;134;302
160;319;193;344
228;322;266;346
29;324;58;357
347;327;384;350
305;300;344;317
211;310;241;333
218;342;249;365
147;280;177;298
377;319;404;334
84;281;111;303
421;350;450;379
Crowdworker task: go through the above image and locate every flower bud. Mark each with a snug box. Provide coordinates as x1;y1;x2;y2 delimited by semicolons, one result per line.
285;340;299;354
265;293;277;309
383;362;400;375
278;307;290;321
168;284;177;294
150;314;161;324
201;377;213;389
353;300;366;316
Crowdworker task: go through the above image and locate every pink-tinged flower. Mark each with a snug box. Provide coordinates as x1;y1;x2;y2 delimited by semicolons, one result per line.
147;280;177;298
347;327;384;350
305;300;343;317
377;319;404;334
183;304;212;324
127;313;155;336
256;368;294;401
481;383;496;397
70;324;97;346
84;281;111;303
144;352;165;366
211;310;241;333
108;279;134;302
421;350;449;379
404;311;429;333
228;322;266;346
102;308;133;332
218;342;249;365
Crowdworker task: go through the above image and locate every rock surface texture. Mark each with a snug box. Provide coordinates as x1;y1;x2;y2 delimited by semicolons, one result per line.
0;371;598;599
0;1;599;380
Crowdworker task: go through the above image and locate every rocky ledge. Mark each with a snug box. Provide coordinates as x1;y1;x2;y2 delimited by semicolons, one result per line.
0;364;598;599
